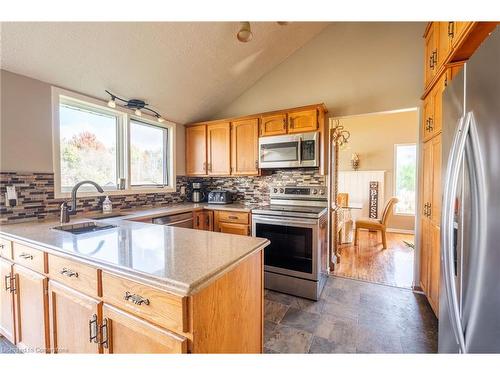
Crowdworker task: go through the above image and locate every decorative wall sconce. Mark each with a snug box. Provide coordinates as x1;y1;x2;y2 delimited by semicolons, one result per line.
351;153;360;170
105;90;166;123
330;119;351;147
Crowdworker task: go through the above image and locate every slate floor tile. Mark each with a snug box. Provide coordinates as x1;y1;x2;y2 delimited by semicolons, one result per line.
280;308;321;334
309;336;356;354
265;325;313;354
264;299;289;324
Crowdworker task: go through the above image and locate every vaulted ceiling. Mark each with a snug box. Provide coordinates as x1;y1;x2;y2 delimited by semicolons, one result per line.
0;22;329;124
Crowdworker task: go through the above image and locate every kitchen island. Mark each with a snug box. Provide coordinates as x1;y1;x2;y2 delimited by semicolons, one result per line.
0;211;269;354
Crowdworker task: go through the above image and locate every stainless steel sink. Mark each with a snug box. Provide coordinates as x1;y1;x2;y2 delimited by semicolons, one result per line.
52;221;117;235
90;213;125;220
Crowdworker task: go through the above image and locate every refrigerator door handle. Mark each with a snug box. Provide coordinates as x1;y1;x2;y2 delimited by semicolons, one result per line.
442;113;469;353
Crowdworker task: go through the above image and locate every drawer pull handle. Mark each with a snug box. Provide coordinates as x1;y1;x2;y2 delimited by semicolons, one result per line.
89;314;98;343
60;268;79;278
4;274;10;291
98;318;109;349
19;253;33;260
124;291;150;306
228;216;239;220
0;244;4;249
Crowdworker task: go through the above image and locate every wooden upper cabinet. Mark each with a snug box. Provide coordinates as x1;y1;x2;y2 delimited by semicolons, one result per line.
450;22;471;49
287;108;318;134
186;124;207;176
260;113;287;136
207;122;231;176
424;23;438;88
49;280;101;353
13;264;49;353
101;304;187;354
231;118;259;175
422;93;434;142
438;22;453;66
0;258;16;344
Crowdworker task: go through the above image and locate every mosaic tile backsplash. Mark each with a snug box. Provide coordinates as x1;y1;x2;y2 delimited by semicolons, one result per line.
0;169;325;223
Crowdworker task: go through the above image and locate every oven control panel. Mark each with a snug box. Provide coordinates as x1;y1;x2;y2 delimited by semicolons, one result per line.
269;185;327;199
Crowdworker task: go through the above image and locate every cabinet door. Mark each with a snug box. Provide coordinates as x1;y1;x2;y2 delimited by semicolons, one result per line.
431;75;445;138
186;125;207;176
422;94;434;142
193;210;213;231
438;22;453;66
49;280;101;353
428;223;441;315
13;264;49;353
287;109;318;134
424;23;438;88
260;113;287;136
431;136;442;226
231;118;259;175
102;304;187;354
420;217;430;295
422;140;434;216
451;22;471;49
218;222;249;236
0;258;15;344
207;122;231;175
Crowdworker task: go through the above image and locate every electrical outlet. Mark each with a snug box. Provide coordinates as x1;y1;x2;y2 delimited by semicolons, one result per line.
180;186;186;195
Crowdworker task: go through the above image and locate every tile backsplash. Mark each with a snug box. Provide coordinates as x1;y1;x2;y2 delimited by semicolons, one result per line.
0;169;325;223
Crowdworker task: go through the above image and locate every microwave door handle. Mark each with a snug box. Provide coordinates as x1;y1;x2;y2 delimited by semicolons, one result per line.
298;137;302;164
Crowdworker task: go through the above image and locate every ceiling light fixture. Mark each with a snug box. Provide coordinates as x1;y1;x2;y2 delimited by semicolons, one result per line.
105;90;167;123
237;22;253;43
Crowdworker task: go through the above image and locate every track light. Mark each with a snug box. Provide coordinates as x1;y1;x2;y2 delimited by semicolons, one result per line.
105;90;167;122
237;22;253;43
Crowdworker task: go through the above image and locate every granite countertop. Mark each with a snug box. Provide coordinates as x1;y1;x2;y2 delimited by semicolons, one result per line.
0;202;269;296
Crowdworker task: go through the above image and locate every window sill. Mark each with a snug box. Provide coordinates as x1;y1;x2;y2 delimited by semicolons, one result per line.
55;186;177;199
394;212;416;217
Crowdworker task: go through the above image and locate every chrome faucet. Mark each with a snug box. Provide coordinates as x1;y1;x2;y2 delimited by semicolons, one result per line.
60;180;105;224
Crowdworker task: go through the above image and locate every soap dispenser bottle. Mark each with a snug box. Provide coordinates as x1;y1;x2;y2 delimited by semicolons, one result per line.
102;196;113;214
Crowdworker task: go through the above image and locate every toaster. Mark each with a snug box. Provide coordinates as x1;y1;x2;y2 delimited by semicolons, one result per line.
207;190;233;204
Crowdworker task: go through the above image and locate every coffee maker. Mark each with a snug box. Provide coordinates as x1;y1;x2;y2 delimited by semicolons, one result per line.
191;182;206;203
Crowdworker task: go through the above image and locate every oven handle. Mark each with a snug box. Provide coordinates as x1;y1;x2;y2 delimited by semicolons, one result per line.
298;136;302;165
252;215;318;226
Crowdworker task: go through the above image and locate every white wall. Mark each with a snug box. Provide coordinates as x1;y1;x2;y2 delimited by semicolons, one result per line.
0;70;186;175
215;22;424;119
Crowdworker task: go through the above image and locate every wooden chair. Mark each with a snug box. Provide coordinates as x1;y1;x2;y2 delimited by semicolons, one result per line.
337;193;349;208
354;197;399;249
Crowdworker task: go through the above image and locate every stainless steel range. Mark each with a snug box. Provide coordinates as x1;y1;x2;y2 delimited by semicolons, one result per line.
252;185;328;300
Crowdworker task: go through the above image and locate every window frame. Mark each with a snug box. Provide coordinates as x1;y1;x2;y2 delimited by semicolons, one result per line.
52;87;176;198
393;143;417;217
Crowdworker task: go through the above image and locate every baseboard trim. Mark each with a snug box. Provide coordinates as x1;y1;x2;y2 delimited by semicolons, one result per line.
387;228;415;234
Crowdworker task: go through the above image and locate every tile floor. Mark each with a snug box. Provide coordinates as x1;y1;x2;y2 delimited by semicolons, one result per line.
1;276;438;354
264;276;438;353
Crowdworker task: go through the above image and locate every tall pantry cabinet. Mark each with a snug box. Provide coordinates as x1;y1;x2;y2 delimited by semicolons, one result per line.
419;22;497;316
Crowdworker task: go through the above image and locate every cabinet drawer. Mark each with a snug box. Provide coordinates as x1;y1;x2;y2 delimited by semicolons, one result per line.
0;237;13;259
217;211;249;225
101;272;188;334
219;222;250;236
12;243;46;274
48;254;100;297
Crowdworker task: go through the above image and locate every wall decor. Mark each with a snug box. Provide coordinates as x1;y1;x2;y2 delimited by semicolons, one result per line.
369;181;379;219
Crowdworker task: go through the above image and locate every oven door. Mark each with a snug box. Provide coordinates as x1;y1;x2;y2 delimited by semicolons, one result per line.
252;214;318;280
259;132;319;169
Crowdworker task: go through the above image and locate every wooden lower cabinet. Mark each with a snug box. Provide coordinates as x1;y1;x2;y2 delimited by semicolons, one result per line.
193;210;213;231
218;222;250;236
420;217;430;295
0;257;16;344
428;223;441;314
48;280;101;353
13;264;49;353
213;210;251;236
102;304;187;354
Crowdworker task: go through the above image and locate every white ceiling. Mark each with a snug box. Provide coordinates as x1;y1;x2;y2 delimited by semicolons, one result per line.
0;22;329;124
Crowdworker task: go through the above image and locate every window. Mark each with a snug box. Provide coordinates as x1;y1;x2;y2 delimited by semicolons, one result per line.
53;88;175;197
394;144;417;215
59;101;119;192
130;120;168;186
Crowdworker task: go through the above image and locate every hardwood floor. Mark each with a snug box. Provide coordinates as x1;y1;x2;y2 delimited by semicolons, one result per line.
333;231;415;289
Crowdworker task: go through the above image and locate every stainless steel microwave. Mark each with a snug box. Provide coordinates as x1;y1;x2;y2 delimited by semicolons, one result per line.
258;132;319;169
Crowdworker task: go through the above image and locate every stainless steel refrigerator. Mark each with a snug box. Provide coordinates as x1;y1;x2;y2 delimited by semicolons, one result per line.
440;26;500;353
